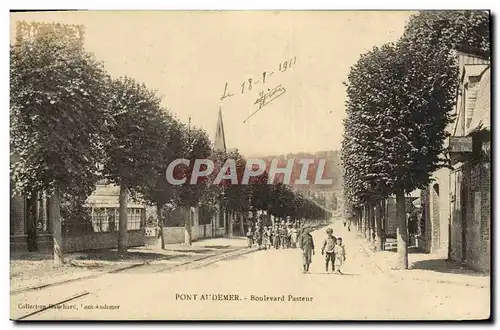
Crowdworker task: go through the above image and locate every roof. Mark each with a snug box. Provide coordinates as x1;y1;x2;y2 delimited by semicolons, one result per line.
467;67;491;134
214;106;227;151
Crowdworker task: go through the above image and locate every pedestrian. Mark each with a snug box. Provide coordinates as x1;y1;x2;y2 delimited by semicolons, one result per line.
298;227;315;274
333;237;346;274
287;223;293;248
263;226;271;250
290;224;298;248
254;224;263;249
246;224;254;248
280;220;288;249
272;224;279;249
321;228;337;273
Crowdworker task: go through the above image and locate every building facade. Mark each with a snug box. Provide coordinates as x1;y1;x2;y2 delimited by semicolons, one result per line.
420;52;490;272
448;53;490;272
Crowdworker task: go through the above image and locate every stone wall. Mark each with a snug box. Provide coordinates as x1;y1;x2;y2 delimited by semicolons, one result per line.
450;162;490;272
63;229;145;253
10;194;26;236
465;162;490;271
10;235;28;253
162;223;223;244
163;226;185;244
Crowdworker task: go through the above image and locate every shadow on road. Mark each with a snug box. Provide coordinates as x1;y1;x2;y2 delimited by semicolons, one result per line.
410;258;489;277
10;253;52;261
168;248;224;254
308;272;360;276
72;250;192;262
383;246;424;254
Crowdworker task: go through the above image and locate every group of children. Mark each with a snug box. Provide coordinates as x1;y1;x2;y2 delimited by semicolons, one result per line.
246;216;347;275
246;216;300;250
299;227;346;275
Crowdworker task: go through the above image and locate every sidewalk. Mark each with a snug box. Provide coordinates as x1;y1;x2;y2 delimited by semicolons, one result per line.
10;236;252;294
329;219;490;288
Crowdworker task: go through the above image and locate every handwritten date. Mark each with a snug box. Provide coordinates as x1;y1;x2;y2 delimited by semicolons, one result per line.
220;56;296;101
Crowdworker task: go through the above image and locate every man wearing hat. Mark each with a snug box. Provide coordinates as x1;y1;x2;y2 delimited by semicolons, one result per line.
298;227;315;274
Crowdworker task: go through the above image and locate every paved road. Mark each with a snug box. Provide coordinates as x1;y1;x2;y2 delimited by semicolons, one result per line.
11;219;490;320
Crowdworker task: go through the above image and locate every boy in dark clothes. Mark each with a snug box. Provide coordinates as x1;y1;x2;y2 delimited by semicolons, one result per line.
298;227;315;274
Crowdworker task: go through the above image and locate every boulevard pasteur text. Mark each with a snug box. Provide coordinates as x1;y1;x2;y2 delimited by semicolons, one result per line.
175;293;313;302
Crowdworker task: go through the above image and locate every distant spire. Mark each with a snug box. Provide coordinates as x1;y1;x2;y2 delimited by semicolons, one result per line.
214;104;227;151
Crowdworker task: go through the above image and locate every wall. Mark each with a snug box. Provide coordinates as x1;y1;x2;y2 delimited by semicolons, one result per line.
465;162;490;271
450;169;464;262
162;226;185;244
10;194;26;236
162;224;216;244
63;230;145;253
10;235;28;253
429;167;451;257
450;162;490;272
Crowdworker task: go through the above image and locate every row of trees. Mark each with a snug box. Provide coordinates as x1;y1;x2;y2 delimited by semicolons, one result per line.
10;25;330;264
341;11;490;269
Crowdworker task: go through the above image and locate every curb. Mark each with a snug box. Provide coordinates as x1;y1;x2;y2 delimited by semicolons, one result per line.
190;247;259;269
10;262;146;295
11;247;256;294
151;248;241;273
167;247;258;272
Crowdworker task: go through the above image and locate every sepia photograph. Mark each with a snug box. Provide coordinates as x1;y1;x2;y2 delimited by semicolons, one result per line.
8;8;491;321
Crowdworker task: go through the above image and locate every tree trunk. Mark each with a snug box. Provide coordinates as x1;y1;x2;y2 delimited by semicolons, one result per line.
228;211;234;238
184;207;192;245
367;202;373;242
357;208;361;231
240;212;244;236
118;184;129;254
49;188;64;265
381;199;387;250
157;204;165;249
26;190;38;252
363;204;369;238
375;201;383;251
370;202;376;243
396;187;408;269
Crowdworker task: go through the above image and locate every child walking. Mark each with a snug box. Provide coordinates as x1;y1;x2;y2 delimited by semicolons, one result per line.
246;224;254;248
333;237;346;274
298;227;315;274
290;224;298;248
321;228;337;273
263;226;271;250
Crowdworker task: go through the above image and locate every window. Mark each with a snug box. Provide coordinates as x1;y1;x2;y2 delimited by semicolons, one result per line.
91;207;143;231
127;208;142;230
92;208;106;232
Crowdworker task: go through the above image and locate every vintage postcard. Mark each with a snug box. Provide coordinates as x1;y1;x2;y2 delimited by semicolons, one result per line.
9;10;491;321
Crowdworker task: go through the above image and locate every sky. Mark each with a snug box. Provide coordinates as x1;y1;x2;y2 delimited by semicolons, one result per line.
10;10;414;157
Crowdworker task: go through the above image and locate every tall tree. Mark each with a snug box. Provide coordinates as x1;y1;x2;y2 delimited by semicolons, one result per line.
103;76;167;254
172;126;212;245
342;10;489;268
135;111;184;249
10;32;110;264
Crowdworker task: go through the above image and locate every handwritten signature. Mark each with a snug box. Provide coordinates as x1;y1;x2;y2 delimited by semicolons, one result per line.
242;85;287;123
